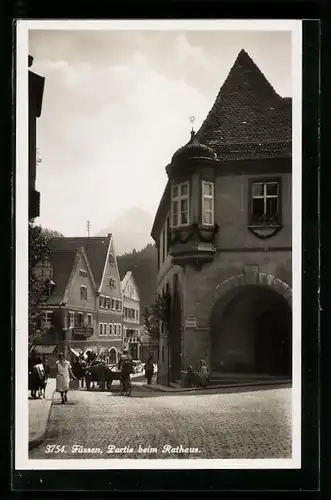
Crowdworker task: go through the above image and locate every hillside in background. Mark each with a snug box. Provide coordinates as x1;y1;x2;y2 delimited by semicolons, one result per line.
117;243;158;320
97;207;154;255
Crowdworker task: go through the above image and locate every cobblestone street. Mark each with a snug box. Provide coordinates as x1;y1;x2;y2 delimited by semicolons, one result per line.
29;383;292;460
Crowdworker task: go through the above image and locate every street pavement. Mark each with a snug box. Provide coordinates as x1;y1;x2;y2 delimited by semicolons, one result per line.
29;382;292;459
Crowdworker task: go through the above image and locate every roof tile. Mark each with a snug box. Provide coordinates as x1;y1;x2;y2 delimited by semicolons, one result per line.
48;235;111;290
196;49;292;160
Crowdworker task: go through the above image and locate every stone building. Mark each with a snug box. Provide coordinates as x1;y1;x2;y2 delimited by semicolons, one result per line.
151;49;292;385
28;55;45;220
121;271;141;359
34;234;124;365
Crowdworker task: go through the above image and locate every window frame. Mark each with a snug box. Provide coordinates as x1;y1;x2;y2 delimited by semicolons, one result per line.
80;285;87;301
68;311;75;329
171;181;190;228
201;180;215;226
109;277;117;288
248;177;282;227
99;322;108;336
43;310;53;327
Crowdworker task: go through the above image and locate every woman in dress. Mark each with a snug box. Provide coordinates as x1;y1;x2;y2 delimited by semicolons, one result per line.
56;352;76;404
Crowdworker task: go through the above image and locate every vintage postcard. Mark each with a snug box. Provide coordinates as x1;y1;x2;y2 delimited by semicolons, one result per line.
15;19;302;471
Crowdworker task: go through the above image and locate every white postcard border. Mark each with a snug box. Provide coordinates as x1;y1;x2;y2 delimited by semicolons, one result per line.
15;19;302;471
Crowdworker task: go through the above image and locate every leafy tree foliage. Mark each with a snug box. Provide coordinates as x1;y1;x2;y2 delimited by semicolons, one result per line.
143;291;171;343
41;228;64;238
28;223;52;345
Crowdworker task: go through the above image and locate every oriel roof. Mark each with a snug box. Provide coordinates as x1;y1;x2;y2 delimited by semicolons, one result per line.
196;49;292;160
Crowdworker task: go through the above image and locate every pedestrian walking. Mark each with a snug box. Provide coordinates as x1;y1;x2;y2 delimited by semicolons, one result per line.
144;356;154;385
56;352;76;404
198;358;209;388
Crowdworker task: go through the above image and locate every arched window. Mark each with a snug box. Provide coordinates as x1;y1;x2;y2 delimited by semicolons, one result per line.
109;348;117;364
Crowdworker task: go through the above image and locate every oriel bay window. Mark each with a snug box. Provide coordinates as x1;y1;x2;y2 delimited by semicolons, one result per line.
202;181;214;225
250;180;280;226
171;182;189;227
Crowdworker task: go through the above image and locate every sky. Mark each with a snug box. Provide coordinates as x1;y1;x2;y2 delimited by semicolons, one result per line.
29;28;292;249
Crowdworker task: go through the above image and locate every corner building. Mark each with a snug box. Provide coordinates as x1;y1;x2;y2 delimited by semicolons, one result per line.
151;50;292;385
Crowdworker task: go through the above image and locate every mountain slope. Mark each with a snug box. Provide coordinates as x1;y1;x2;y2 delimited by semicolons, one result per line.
117;243;158;320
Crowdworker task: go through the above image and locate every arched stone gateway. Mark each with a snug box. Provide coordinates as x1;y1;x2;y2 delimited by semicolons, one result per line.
109;348;117;364
210;273;292;378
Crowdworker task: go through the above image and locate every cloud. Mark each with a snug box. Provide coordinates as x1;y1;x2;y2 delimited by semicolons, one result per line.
34;46;211;238
29;29;292;249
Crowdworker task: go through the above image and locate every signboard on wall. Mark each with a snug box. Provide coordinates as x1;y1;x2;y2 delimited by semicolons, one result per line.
185;316;197;328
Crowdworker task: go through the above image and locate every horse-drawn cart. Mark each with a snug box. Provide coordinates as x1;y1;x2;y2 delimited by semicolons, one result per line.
85;363;122;391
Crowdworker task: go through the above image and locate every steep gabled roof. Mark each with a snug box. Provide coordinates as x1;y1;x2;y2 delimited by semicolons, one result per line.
196;49;292;160
48;235;111;290
121;271;132;291
121;270;140;301
46;250;77;305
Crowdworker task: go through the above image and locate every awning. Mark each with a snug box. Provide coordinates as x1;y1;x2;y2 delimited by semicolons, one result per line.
31;345;57;355
69;348;82;357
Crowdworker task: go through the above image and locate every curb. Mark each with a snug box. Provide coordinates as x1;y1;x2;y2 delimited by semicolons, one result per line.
28;400;53;450
143;380;291;393
28;384;56;450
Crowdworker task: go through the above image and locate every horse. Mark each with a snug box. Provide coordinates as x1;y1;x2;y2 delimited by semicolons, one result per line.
72;356;87;388
85;361;117;391
29;361;47;398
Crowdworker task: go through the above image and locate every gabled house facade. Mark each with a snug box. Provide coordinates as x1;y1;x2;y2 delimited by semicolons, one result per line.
35;234;124;364
121;271;141;359
151;50;293;385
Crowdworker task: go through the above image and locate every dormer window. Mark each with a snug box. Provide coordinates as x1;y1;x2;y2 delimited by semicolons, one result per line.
202;181;215;225
250;180;280;226
171;182;189;227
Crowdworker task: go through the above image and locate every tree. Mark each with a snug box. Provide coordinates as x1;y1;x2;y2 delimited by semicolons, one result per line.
143;291;171;345
28;223;52;346
41;228;64;238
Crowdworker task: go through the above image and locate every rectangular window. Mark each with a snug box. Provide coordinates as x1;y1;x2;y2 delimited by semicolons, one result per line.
118;324;122;337
171;182;189;227
99;323;108;336
79;269;88;278
251;181;280;225
80;285;87;301
87;314;92;326
69;312;75;328
109;277;116;287
202;181;214;226
163;223;167;260
44;310;53;327
166;216;170;253
77;312;84;327
109;323;113;335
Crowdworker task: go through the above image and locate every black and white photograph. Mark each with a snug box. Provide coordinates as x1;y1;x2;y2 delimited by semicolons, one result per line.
15;20;302;470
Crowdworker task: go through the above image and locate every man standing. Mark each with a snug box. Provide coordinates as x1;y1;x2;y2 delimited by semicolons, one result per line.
118;348;133;394
144;356;154;385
